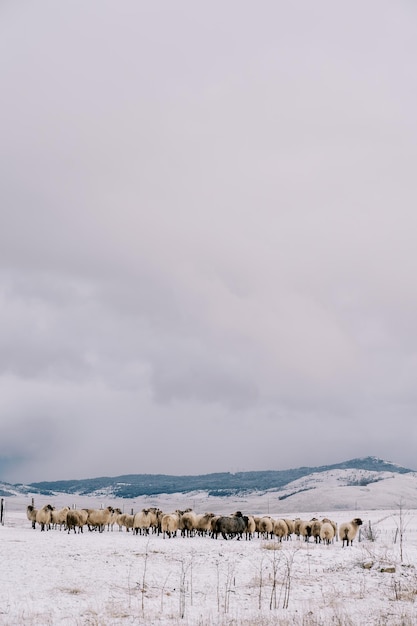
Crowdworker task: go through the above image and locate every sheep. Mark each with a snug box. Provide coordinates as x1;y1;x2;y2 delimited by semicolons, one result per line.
322;517;338;540
26;505;38;529
195;512;216;536
118;513;135;532
35;504;54;531
108;507;122;531
257;516;274;539
210;515;221;536
298;520;313;542
273;518;289;542
51;506;71;531
161;512;181;538
320;521;335;545
284;518;295;538
339;518;363;547
85;506;114;533
66;509;88;534
213;512;249;540
148;507;163;534
133;509;154;535
310;519;322;544
293;518;302;538
245;515;256;540
230;511;253;540
176;509;189;537
181;510;198;537
113;509;125;531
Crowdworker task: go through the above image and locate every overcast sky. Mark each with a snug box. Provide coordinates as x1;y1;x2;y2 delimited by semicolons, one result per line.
1;1;417;483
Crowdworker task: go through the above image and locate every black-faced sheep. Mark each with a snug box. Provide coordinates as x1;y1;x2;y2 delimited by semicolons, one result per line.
26;505;38;529
36;504;54;531
85;506;114;532
148;507;164;534
108;507;122;531
133;509;153;535
339;518;363;547
245;515;256;540
298;520;313;542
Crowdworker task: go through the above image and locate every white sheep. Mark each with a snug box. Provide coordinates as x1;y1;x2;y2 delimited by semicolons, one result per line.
51;506;70;530
310;519;322;544
257;516;274;539
195;512;216;536
148;507;163;534
293;518;302;538
245;515;256;540
35;504;54;531
161;512;181;538
108;507;122;531
118;513;135;532
85;506;114;532
339;517;363;547
284;518;295;538
133;509;154;535
273;518;289;542
320;521;335;545
322;517;338;540
210;515;221;535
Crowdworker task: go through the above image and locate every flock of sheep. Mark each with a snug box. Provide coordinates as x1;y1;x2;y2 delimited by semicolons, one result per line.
26;503;363;547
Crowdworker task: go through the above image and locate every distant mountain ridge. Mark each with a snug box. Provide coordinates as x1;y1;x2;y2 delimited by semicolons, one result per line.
1;456;413;499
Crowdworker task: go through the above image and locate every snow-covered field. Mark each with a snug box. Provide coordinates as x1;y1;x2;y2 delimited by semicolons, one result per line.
1;496;417;625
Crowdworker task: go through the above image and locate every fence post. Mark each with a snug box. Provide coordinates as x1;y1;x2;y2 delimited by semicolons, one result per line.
1;498;4;525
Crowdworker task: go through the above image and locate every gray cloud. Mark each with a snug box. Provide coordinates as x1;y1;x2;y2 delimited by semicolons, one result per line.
1;0;417;482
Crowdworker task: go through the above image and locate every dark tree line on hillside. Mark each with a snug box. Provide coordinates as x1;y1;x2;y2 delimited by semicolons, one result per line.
17;457;412;498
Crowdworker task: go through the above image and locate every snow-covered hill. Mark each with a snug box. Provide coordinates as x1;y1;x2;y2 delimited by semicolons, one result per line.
3;468;417;515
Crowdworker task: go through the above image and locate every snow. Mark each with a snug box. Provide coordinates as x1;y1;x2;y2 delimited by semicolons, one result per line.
2;495;417;625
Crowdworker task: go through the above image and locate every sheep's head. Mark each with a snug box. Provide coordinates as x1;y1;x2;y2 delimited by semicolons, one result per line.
353;518;363;526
